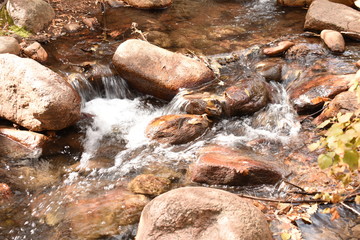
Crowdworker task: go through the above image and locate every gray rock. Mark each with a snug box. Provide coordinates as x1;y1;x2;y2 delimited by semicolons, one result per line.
0;36;20;55
6;0;55;33
0;54;81;131
136;187;273;240
304;0;360;33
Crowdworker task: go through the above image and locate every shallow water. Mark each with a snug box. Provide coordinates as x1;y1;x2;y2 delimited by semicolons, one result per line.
1;0;360;239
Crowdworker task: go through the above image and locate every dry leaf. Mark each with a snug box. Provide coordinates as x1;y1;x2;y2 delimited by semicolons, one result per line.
281;232;291;240
330;207;340;221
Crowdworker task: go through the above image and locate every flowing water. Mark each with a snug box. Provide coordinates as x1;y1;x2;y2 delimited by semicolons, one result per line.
1;0;360;239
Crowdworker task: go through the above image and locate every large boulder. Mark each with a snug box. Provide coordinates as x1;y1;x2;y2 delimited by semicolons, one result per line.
304;0;360;34
189;145;283;186
287;73;355;114
145;114;210;144
136;187;273;240
0;36;20;55
124;0;172;8
6;0;55;33
0;126;49;159
112;39;215;100
0;54;81;131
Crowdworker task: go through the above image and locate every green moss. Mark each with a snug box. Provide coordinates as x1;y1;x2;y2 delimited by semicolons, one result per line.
0;6;31;37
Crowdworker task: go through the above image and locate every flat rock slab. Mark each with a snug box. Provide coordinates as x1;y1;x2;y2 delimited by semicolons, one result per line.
304;0;360;33
189;145;283;186
136;187;272;240
125;0;172;8
287;73;355;114
0;54;81;131
112;39;214;100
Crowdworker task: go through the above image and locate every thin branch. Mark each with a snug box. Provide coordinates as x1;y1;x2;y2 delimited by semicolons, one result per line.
282;180;307;192
340;202;360;216
237;194;328;204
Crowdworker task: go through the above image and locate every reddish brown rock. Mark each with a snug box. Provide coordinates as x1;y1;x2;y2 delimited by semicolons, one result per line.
287;73;355;114
0;54;81;131
314;91;360;124
254;58;285;82
128;174;171;195
263;41;295;56
23;41;48;62
277;0;355;7
0;126;49;159
65;188;149;239
189;145;282;186
124;0;172;8
304;0;360;33
112;39;214;100
136;187;273;240
320;30;345;53
146;114;210;144
64;23;82;33
0;183;12;200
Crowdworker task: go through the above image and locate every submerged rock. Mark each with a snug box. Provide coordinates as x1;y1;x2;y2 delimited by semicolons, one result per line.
136;187;273;240
65;188;149;239
146;114;210;144
320;30;345;53
314;90;360;124
254;58;285;82
0;126;49;159
128;174;171;196
189;145;282;186
112;39;214;100
0;54;81;131
23;42;48;63
124;0;172;9
6;0;55;33
0;36;20;55
287;73;355;114
304;0;360;33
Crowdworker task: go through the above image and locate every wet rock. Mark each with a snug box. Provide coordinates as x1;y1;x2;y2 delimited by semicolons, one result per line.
356;60;360;68
0;126;49;159
287;73;355;114
82;17;99;31
277;0;355;7
124;0;172;9
112;39;214;100
128;174;171;195
6;0;55;33
0;54;81;131
64;23;82;33
314;91;360;124
65;188;149;239
136;187;273;240
183;76;270;117
23;41;48;63
146;114;210;144
254;58;284;82
0;36;20;55
285;43;325;60
189;145;282;186
320;30;345;53
106;0;127;7
304;0;360;34
0;183;12;201
263;41;295;56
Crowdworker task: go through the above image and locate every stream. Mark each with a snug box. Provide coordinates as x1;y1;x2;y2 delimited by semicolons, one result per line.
0;0;360;239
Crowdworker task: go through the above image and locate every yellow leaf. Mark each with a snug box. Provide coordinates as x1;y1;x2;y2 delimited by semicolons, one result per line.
244;89;250;97
281;232;291;240
322;208;331;214
355;195;360;204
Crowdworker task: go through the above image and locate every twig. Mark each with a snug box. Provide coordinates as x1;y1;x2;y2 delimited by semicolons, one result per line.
340;202;360;216
283;180;307;192
237;193;328;204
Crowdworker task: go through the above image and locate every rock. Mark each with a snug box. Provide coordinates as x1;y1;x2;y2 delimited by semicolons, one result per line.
263;41;295;56
124;0;172;9
314;91;360;124
0;126;49;159
136;187;273;240
23;41;48;62
356;60;360;68
0;183;12;201
304;0;360;34
254;58;284;82
285;43;325;60
0;36;20;55
147;31;172;48
183;76;270;117
189;145;283;186
277;0;355;7
64;23;82;33
6;0;55;33
287;73;355;114
65;188;149;239
82;17;99;31
320;30;345;53
0;54;81;131
106;0;127;7
128;174;171;195
145;114;210;144
112;39;214;100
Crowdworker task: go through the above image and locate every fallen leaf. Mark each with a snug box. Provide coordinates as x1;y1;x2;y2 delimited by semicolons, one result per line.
355;195;360;204
330;207;340;221
281;232;291;240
